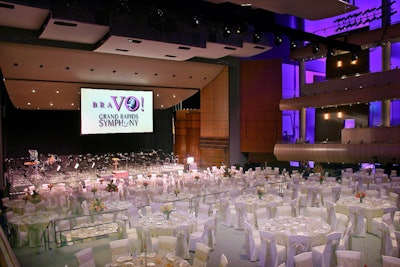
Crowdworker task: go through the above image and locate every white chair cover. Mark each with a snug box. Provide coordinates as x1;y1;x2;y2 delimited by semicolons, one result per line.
174;224;190;259
255;208;268;229
286;235;310;267
189;216;216;251
324;200;337;228
311;231;341;267
338;222;353;251
192;243;211;267
74;247;96;267
382;255;400;267
158;235;177;256
336;250;362;267
235;202;249;229
109;238;134;259
259;230;286;267
335;213;349;234
306;187;321;207
219;253;228;267
348;205;366;237
265;201;280;219
293;251;313;267
220;198;236;227
243;221;261;262
381;222;399;257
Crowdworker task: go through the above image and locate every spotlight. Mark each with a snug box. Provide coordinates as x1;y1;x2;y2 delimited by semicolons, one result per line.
326;47;334;58
312;43;320;54
191;15;201;28
351;52;358;61
253;32;262;43
222;25;231;38
290;40;297;51
274;33;283;46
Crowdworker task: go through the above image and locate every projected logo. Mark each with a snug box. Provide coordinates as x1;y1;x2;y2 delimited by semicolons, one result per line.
81;88;153;134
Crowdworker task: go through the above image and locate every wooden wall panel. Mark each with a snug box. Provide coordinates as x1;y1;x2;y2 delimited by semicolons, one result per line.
200;66;229;166
240;59;282;154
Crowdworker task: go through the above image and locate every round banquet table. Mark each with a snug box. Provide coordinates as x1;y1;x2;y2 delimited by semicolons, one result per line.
336;196;397;232
234;194;283;213
133;212;197;238
8;211;58;247
108;253;190;267
263;215;331;248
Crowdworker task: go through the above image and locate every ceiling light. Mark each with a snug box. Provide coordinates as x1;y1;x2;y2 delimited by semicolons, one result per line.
253;32;261;44
274;33;283;46
223;25;231;38
191;15;201;28
312;43;320;54
290;40;297;51
326;47;334;58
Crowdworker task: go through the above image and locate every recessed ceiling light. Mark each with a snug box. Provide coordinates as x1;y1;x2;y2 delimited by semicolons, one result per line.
71;103;75;106
173;94;176;98
56;90;60;94
156;94;160;97
27;102;31;105
32;89;36;93
50;102;53;106
161;104;164;108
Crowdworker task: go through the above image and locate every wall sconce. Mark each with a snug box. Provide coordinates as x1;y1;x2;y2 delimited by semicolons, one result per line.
351;59;357;65
337;112;343;118
337;60;343;68
324;113;330;120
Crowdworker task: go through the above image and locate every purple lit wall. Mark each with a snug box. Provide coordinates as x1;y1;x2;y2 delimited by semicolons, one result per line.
306;108;316;143
282;63;300;141
369;101;381;126
392;100;400;126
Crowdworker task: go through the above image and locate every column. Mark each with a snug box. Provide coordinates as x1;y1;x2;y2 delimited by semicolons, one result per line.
299;61;306;141
381;41;391;127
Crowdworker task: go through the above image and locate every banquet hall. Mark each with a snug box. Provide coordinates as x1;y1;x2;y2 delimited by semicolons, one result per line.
1;0;400;267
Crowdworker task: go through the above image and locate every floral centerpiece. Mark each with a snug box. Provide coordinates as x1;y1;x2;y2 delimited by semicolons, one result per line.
319;175;324;185
313;163;324;175
194;176;200;182
160;204;173;220
106;180;118;193
91;187;98;195
23;189;42;204
355;191;366;203
47;183;54;191
174;188;180;197
223;168;232;178
143;181;149;189
90;198;106;212
257;187;265;200
99;178;104;184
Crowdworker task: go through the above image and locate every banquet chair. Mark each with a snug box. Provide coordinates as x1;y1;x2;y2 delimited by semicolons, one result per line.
189;216;216;252
338;222;353;251
335;213;350;234
258;230;286;267
74;247;96;267
174;224;190;259
150;202;163;214
243;221;261;262
109;238;134;259
126;206;140;227
157;235;177;256
306;186;321;207
311;231;341;267
174;201;190;215
197;203;211;219
136;226;159;253
304;207;327;221
335;250;362;267
382;255;400;267
286;235;310;267
265;201;280;220
340;187;354;197
220;198;237;227
235;202;251;230
282;189;294;205
293;252;313;267
381;221;399;257
371;208;397;237
324;200;336;228
348;205;367;237
192;243;211;267
331;186;342;203
219;253;228;267
255;208;268;229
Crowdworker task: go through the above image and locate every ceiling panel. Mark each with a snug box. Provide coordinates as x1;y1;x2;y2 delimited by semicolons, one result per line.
0;1;49;30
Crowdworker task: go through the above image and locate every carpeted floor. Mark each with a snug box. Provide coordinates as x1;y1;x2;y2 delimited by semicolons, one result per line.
13;212;383;267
